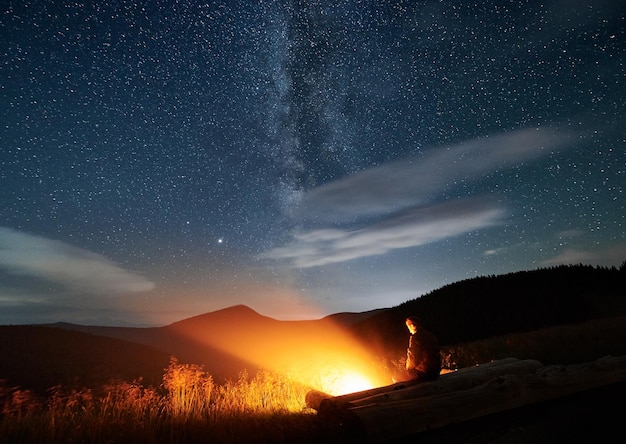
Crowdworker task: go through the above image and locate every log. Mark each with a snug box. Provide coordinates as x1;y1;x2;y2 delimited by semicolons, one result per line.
308;357;542;414
306;379;422;411
304;390;332;410
532;355;626;397
345;358;543;410
340;355;626;443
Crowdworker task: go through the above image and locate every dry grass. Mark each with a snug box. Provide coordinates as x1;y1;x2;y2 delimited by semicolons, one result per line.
441;315;626;369
0;359;319;444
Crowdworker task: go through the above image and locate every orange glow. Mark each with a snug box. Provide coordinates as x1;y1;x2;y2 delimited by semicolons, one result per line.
167;305;390;397
250;332;388;396
315;366;376;396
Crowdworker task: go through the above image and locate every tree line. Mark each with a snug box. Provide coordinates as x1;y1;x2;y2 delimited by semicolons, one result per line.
352;263;626;358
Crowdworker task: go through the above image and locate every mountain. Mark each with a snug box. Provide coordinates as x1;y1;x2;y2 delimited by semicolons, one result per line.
42;306;281;383
0;325;170;394
26;304;387;390
161;304;386;385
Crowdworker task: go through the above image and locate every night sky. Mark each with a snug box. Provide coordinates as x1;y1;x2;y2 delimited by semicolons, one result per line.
1;0;624;326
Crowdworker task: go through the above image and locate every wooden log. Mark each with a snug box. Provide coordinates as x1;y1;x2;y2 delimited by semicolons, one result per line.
342;355;626;443
311;358;542;414
304;390;332;410
345;358;543;410
532;355;626;397
306;379;422;411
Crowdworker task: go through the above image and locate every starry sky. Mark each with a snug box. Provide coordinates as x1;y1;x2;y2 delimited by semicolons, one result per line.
1;0;625;326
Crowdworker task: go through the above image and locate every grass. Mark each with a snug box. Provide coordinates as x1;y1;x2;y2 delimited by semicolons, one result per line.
0;358;322;444
2;316;625;443
440;315;626;369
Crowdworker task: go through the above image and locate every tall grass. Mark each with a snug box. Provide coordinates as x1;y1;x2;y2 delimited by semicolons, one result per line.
0;359;319;444
440;315;626;369
162;357;214;419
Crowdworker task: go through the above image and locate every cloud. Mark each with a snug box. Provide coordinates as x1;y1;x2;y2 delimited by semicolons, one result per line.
0;227;155;295
262;127;574;268
292;127;572;223
542;244;626;267
262;198;505;268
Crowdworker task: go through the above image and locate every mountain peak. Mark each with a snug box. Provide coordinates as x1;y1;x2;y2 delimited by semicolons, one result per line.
166;304;274;329
214;304;260;316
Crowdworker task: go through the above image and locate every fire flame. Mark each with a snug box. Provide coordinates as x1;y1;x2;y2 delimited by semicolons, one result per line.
298;356;384;396
168;305;390;397
320;368;376;396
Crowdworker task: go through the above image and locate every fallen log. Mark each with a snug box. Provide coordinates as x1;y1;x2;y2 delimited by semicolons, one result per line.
305;378;422;412
346;357;543;410
307;355;626;444
306;357;542;413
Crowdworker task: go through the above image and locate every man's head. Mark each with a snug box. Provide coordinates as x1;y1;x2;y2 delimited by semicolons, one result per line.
405;316;421;334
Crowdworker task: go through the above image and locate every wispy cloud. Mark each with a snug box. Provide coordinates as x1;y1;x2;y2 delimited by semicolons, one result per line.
262;198;504;267
0;227;155;295
542;244;626;267
292;127;571;223
262;127;573;268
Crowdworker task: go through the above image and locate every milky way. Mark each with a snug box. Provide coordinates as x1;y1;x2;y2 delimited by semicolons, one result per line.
1;0;625;325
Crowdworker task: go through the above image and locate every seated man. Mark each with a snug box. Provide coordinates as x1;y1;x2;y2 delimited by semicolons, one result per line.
392;316;441;383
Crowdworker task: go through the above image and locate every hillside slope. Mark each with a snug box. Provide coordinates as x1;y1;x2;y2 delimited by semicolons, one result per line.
352;264;626;358
0;325;170;394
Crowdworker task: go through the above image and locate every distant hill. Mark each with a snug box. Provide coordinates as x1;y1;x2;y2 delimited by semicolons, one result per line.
322;308;388;328
20;305;386;391
42;305;285;384
0;325;170;394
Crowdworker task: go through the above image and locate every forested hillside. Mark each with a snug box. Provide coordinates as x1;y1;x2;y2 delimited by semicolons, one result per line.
352;264;626;359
